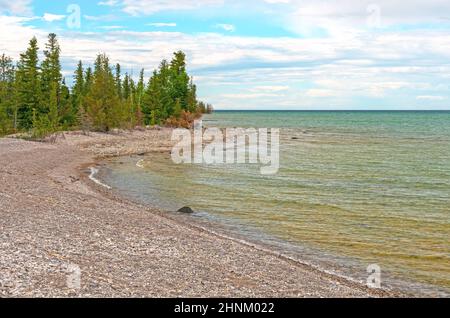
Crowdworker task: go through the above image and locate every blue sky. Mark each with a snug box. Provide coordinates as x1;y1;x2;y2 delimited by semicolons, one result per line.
1;0;450;110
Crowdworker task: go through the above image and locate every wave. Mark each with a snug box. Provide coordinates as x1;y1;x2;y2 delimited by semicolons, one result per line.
136;159;145;168
89;167;112;190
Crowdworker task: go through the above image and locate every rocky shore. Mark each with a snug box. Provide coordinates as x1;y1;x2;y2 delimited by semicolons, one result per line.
0;129;395;297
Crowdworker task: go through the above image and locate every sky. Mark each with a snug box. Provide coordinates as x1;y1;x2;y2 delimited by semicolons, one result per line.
0;0;449;110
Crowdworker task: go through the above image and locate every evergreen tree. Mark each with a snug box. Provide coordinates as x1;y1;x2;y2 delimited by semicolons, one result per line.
16;37;41;129
169;51;190;111
187;77;198;113
48;82;59;131
122;73;130;101
59;79;73;127
84;54;121;131
0;54;15;134
40;33;62;113
72;61;84;115
0;35;212;135
84;66;93;94
115;63;122;100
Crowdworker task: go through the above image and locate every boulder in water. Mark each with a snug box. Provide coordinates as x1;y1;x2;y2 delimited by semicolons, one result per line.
177;206;194;214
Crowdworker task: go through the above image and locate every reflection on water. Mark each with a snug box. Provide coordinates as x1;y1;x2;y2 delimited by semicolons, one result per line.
101;111;450;296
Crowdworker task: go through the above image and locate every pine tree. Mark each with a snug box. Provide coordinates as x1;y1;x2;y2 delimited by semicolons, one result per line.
84;66;92;94
169;51;190;111
173;98;182;119
187;77;198;113
0;36;211;134
59;79;73;128
123;73;130;101
142;69;167;125
72;61;84;115
48;82;59;131
84;54;121;131
16;37;41;129
40;33;62;113
134;68;145;126
0;54;15;134
115;63;122;100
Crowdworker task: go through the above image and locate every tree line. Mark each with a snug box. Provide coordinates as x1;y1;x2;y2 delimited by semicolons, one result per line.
0;33;213;137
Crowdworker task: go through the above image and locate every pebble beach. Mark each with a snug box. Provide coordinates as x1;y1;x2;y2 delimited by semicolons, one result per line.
0;129;396;297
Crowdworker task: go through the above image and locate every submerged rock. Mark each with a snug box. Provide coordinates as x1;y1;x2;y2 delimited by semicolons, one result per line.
177;206;194;214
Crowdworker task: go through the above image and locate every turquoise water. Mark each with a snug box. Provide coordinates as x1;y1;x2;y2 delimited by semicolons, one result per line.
102;111;450;296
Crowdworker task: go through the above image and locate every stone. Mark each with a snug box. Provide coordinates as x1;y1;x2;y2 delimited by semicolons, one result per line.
177;206;194;214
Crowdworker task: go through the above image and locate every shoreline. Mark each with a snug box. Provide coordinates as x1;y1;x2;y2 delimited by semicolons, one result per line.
0;129;399;297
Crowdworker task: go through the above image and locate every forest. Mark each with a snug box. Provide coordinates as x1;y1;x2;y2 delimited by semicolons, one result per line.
0;33;213;138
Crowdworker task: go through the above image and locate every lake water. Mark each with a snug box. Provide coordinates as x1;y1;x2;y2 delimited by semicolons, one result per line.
101;111;450;296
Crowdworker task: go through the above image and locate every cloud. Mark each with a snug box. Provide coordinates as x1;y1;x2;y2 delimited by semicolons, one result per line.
416;95;445;100
280;0;450;37
99;25;125;30
264;0;291;3
222;92;281;99
83;14;117;21
305;89;335;97
121;0;224;15
42;13;66;22
215;24;235;32
98;0;119;6
147;23;177;27
251;85;289;92
1;0;450;110
0;0;32;16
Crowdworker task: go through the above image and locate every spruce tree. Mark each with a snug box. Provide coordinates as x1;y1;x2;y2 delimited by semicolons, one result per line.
59;79;73;127
84;54;121;131
84;66;93;94
48;82;59;131
0;54;15;134
40;33;62;114
169;51;190;111
123;73;130;101
16;37;41;129
115;63;122;100
72;61;84;115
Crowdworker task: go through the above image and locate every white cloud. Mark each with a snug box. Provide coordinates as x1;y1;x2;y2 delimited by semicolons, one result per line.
416;95;445;100
0;0;32;16
147;23;177;27
83;14;116;21
99;25;125;30
251;86;289;92
281;0;450;37
42;13;66;22
1;1;450;110
215;24;235;32
264;0;291;3
121;0;224;15
305;89;336;97
98;0;119;6
222;93;281;99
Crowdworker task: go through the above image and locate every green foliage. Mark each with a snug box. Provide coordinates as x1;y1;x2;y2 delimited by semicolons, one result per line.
0;33;213;137
40;33;62;112
0;54;16;135
85;54;123;131
72;60;84;117
31;108;52;139
16;37;40;130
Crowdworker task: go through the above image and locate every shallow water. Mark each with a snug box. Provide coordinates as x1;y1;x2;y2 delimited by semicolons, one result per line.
102;111;450;296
